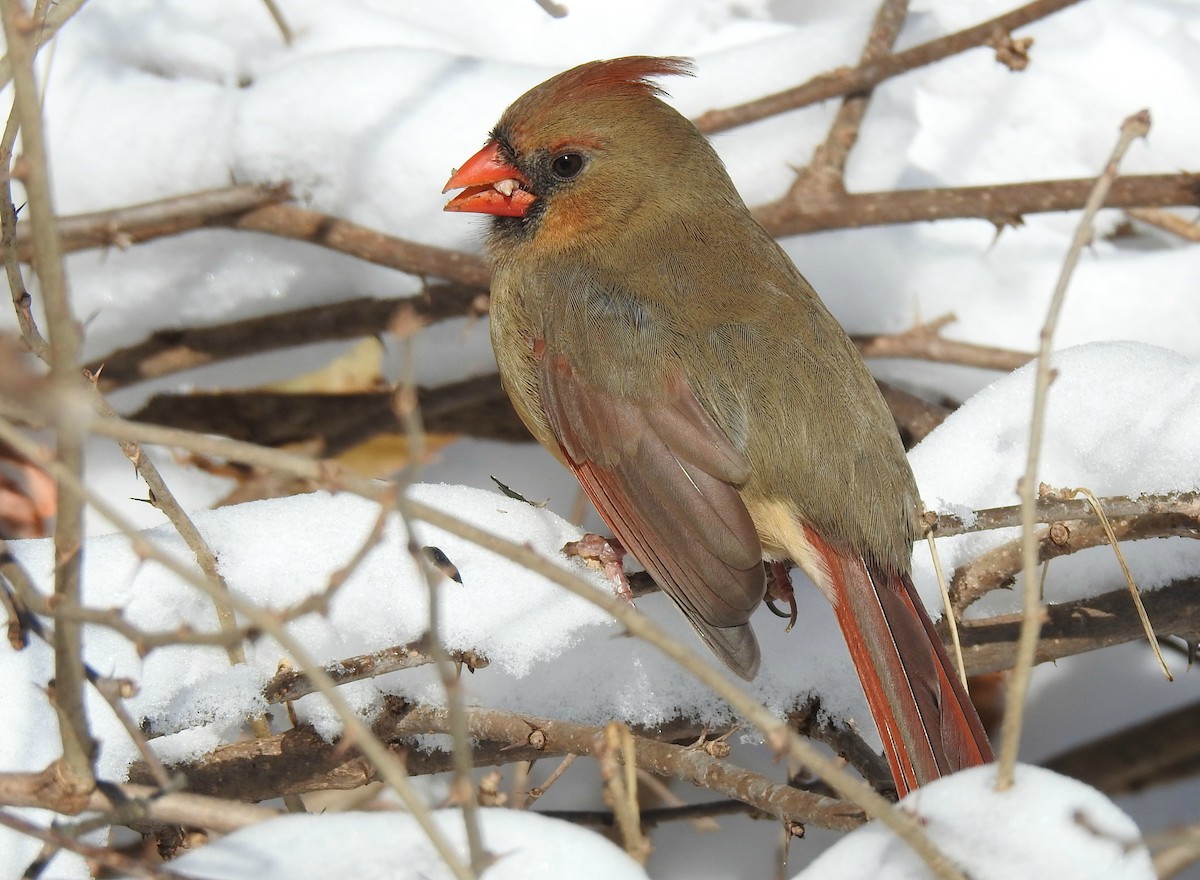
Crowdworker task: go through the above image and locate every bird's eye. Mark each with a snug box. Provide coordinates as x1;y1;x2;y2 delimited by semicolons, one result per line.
550;153;585;180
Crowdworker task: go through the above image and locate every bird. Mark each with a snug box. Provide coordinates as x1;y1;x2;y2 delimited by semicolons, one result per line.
442;56;991;795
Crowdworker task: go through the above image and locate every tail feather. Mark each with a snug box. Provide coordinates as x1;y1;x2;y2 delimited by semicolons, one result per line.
805;527;992;796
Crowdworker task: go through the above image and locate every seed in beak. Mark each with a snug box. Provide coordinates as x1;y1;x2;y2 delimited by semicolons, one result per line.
493;179;519;197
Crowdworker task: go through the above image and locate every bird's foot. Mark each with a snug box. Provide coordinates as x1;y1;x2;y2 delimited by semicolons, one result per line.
765;561;798;632
563;533;632;602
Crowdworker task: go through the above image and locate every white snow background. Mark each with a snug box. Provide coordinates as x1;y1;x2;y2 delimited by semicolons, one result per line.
2;0;1198;877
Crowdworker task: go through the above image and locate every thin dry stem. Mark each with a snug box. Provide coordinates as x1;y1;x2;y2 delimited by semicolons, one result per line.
1;0;95;795
998;109;1151;791
259;0;292;44
1073;486;1172;681
926;531;967;688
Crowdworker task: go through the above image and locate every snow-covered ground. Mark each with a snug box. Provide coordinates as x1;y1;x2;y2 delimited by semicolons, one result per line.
2;0;1198;877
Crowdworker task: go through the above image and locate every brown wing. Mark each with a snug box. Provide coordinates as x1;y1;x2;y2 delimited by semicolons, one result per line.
536;345;766;679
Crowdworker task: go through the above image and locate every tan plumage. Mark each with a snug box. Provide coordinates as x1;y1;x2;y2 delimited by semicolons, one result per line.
444;56;991;794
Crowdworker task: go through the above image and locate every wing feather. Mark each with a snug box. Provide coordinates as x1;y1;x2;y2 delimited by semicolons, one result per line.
536;347;765;678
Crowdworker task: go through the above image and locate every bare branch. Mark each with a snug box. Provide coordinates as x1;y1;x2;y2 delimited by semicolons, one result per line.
753;172;1200;238
128;707;868;833
925;492;1200;539
950;576;1200;675
0;771;279;832
1042;700;1200;795
856;313;1033;372
695;0;1086;134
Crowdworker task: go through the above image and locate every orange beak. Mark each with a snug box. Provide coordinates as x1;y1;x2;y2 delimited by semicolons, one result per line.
442;141;536;218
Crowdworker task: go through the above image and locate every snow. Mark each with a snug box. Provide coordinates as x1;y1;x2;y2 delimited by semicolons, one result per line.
147;807;651;880
909;341;1200;613
2;0;1199;877
797;763;1155;879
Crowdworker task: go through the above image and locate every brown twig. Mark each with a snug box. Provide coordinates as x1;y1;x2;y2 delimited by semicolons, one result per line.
694;0;1085;134
596;722;651;863
539;798;755;829
231;203;491;287
753;172;1200;238
13;183;287;256
999;110;1152;790
855;313;1032;372
0;771;279;832
876;381;953;448
1;100;48;360
1042;700;1200;795
12;186;491;287
259;0;292;44
132;707;867;833
1;0;96;798
950;576;1200;675
1127;207;1200;242
948;513;1199;616
784;0;909;207
0;0;88;91
85;285;486;391
1151;820;1200;880
0;807;183;880
926;491;1200;539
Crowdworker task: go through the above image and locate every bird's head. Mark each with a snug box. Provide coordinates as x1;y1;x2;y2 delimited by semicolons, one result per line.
443;56;731;254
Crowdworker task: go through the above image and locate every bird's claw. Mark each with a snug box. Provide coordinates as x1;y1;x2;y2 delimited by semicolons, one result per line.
563;533;632;602
766;561;798;632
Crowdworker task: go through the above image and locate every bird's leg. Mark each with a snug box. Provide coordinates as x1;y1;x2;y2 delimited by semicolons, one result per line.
765;561;798;632
562;534;632;602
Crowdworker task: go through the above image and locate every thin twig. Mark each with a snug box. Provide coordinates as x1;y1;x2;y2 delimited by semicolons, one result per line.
997;109;1151;791
854;313;1032;372
1073;486;1172;680
1;0;95;796
0;0;88;91
925;491;1200;538
0;808;184;880
526;753;577;803
1;98;49;359
0;416;476;880
926;531;967;688
784;0;909;206
259;0;292;44
1150;819;1200;879
0;772;279;832
695;0;1085;133
1127;207;1200;242
84;386;250;666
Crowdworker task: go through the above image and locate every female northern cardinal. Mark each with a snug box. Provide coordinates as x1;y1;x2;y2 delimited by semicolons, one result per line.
443;56;991;794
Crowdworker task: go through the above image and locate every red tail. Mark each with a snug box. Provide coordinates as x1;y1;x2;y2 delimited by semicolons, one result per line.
805;527;992;796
